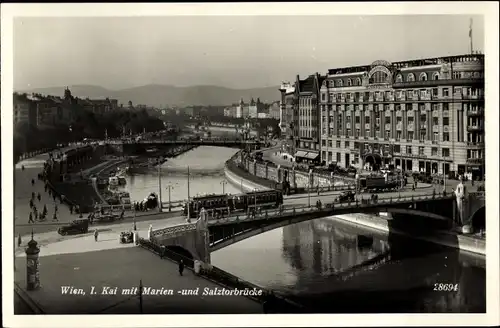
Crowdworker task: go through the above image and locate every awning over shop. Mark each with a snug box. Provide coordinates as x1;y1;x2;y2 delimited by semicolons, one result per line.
294;151;308;158
305;152;320;160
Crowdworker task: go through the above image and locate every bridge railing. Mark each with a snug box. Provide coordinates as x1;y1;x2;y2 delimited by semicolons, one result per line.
150;222;197;238
208;192;455;226
104;138;259;145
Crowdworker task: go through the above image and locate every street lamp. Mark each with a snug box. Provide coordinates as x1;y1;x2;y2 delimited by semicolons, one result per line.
157;158;163;213
166;182;177;212
186;166;191;223
220;179;228;194
308;176;312;208
133;208;137;231
253;188;258;215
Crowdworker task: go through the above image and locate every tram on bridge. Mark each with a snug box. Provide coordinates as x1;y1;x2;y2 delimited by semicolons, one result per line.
183;189;284;218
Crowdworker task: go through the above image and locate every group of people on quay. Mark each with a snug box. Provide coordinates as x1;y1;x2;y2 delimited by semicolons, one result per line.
21;156;83;225
26;177;59;223
133;201;153;212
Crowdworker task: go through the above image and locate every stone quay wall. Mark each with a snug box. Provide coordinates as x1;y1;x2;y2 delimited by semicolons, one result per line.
233;152;355;191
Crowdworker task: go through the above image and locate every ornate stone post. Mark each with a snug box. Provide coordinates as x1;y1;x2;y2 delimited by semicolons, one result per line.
25;231;41;291
454;178;467;230
196;208;211;264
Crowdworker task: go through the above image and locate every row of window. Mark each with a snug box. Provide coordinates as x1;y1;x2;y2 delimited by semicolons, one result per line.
322;130;451;141
321;86;483;102
322;113;452;125
328;70;483;88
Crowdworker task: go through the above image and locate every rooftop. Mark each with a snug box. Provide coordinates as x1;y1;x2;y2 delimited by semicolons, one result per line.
327;53;485;75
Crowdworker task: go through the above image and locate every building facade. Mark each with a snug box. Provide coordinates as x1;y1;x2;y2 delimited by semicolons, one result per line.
235;99;249;118
279;82;295;154
248;98;258;119
293;73;325;163
319;54;484;178
224;106;237;117
13;95;33;125
268;101;281;120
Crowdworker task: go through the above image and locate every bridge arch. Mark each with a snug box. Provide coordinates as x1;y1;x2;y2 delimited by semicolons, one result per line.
469;205;485;231
210;198;456;251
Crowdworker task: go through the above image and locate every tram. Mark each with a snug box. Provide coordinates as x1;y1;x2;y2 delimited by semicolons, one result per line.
183;189;284;218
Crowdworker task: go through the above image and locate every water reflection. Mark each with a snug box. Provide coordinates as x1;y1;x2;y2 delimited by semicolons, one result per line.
213;215;486;313
123;146;241;202
119;145;485;313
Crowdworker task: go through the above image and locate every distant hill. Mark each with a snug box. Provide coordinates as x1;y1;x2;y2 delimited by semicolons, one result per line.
17;84;281;107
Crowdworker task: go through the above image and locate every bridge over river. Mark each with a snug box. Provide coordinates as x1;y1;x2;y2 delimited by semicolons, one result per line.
148;189;485;264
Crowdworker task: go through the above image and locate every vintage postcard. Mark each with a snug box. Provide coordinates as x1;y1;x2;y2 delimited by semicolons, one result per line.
1;2;499;327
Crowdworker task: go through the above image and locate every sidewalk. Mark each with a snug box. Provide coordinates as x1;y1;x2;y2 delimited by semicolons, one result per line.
14;216;262;314
14;214;188;256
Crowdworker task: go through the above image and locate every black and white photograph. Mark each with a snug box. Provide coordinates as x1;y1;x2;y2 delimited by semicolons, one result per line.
2;2;499;327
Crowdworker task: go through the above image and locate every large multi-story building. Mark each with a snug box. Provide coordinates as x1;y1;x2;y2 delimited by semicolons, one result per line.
248;98;258;118
279;82;295;154
13;94;34;125
319;54;484;178
235;99;249;118
293;73;325;163
268;101;281;120
224;106;237;117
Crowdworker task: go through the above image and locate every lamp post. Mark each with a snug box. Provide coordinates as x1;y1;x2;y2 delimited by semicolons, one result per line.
253;188;258;215
187;166;191;222
220;179;227;194
308;176;312;208
131;203;137;230
157;158;163;213
166;182;176;212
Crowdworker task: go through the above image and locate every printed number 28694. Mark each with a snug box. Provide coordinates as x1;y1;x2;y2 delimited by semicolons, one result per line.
434;283;459;291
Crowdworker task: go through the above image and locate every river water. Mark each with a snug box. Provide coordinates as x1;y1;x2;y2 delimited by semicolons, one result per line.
123;146;486;313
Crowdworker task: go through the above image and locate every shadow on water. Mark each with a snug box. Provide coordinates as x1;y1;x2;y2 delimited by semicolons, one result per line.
280;211;486;313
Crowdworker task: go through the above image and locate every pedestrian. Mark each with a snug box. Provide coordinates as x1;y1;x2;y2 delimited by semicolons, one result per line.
52;212;58;221
28;212;34;224
32;192;35;200
54;204;58;213
94;229;99;242
37;193;41;202
31;179;35;186
44;184;48;192
34;211;38;221
29;199;33;209
22;165;25;171
178;259;185;276
17;234;22;247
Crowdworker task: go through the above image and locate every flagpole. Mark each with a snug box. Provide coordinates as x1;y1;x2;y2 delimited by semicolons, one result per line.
469;18;474;54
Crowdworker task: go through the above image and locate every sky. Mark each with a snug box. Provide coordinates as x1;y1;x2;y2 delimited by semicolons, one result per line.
13;15;484;91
